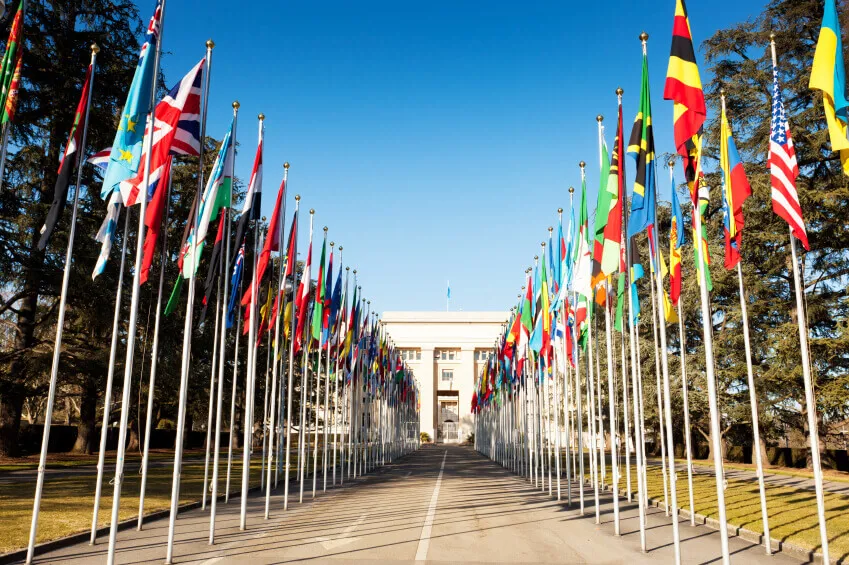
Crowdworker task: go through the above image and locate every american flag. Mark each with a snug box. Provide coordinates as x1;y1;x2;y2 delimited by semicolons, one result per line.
119;58;204;206
769;63;809;250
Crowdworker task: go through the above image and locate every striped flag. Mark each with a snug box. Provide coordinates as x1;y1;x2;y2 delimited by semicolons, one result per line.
88;148;111;169
669;181;685;306
226;241;246;329
0;0;23;124
809;0;849;176
38;63;93;251
719;105;751;269
770;56;808;249
663;0;706;191
600;103;624;277
627;48;656;237
231;126;263;263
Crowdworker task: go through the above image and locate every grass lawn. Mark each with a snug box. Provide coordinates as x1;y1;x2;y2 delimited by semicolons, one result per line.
0;450;290;555
599;461;849;561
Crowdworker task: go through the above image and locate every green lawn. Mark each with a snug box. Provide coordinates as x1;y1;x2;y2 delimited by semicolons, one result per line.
600;461;849;560
0;451;286;554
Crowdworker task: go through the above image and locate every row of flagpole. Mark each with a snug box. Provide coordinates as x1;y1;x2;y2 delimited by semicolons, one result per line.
18;2;422;561
473;4;837;562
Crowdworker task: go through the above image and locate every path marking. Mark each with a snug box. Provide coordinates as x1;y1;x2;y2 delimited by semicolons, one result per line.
314;513;366;549
415;450;447;561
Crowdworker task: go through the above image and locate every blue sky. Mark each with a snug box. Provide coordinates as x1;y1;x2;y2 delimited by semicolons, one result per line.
146;0;768;313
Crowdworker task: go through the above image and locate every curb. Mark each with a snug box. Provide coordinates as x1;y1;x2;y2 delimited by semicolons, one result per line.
599;480;832;564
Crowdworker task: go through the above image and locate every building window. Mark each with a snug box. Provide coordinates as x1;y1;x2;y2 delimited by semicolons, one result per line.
437;349;461;361
441;369;454;383
399;349;421;362
474;350;491;362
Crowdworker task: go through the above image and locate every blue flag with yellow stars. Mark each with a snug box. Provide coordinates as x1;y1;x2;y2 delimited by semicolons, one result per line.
100;1;162;199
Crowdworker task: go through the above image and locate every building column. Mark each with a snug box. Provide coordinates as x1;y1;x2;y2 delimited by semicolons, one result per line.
459;345;475;443
419;346;436;442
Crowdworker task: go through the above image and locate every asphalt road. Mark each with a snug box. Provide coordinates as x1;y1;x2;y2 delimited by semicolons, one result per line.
16;444;805;564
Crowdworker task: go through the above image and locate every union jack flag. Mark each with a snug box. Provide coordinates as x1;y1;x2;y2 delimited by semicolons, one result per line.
769;61;808;249
119;58;205;206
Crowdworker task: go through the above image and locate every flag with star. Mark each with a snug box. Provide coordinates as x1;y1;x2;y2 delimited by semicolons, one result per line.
100;1;162;198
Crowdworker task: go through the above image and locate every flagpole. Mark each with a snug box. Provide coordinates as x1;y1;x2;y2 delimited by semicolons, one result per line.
313;227;328;497
104;0;169;552
298;211;316;503
26;44;99;565
769;35;829;565
322;241;335;492
202;261;223;510
226;271;244;502
264;160;288;519
669;160;695;526
165;38;213;565
240;211;261;531
272;161;289;493
137;158;174;529
332;253;346;486
90;205;130;544
209;204;232;542
647;261;670;515
283;193;301;511
689;134;731;565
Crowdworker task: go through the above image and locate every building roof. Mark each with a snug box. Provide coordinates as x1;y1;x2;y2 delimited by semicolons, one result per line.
381;311;508;324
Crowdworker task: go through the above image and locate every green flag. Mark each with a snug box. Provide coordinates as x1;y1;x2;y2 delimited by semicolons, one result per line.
311;237;327;342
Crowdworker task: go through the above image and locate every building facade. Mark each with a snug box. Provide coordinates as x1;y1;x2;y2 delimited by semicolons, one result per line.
381;312;507;443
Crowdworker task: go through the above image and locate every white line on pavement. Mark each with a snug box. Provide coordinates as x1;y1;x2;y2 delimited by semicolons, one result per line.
415;450;448;562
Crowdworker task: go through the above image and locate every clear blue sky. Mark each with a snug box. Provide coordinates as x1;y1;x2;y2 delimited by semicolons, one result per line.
145;0;767;313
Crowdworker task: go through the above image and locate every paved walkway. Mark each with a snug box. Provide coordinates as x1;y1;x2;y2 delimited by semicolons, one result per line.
15;445;805;564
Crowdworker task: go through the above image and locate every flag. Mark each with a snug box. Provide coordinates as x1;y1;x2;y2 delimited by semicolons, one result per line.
38;63;93;251
92;192;122;279
322;245;335;346
119;57;204;206
232;127;263;258
1;39;20;125
628;49;656;237
181;118;235;278
663;0;706;186
769;56;808;249
591;139;612;297
198;213;226;327
601;103;625;276
447;280;451;300
328;252;343;344
226;241;245;329
294;223;313;354
100;1;162;198
810;0;849;176
669;181;684;306
139;159;171;284
88;148;111;169
719;105;752;270
628;238;644;327
240;177;285;306
529;253;550;356
572;174;592;299
311;236;327;343
0;0;23;124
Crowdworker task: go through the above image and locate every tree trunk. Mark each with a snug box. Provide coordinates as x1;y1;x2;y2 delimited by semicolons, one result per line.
71;378;97;454
0;391;24;457
753;433;770;469
127;418;140;452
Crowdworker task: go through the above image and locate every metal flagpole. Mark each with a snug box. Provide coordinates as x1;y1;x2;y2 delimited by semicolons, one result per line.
769;35;829;564
313;228;328;497
648;267;670;515
332;257;347;486
137;159;174;529
226;272;244;502
283;194;301;511
240;212;261;531
677;295;695;525
298;212;316;502
648;175;681;562
26;44;99;565
164;38;213;565
605;281;620;534
716;89;772;554
209;205;233;542
90;209;130;544
106;12;168;558
322;241;335;492
689;140;730;565
586;296;600;523
573;292;585;515
202;268;223;510
619;270;632;503
264;161;288;518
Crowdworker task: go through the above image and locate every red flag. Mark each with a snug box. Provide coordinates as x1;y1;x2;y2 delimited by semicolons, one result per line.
140;160;172;284
241;178;285;306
